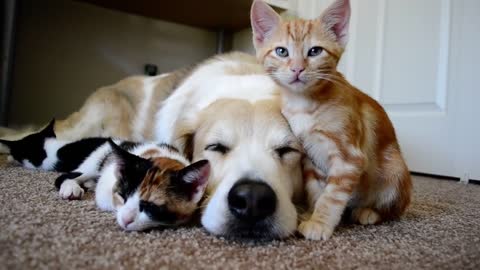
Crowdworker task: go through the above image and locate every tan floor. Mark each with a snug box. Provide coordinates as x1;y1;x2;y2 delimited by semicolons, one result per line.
0;156;479;270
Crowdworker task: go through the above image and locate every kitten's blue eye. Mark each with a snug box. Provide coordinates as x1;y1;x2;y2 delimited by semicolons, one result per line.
308;46;323;57
275;47;289;57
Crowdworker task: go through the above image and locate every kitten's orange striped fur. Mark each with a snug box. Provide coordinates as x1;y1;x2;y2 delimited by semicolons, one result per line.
251;0;412;240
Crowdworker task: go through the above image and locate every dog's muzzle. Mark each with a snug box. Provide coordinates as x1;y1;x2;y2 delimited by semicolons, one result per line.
227;179;277;232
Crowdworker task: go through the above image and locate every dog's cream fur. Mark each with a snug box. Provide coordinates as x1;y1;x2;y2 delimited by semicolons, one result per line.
2;52;304;238
194;99;303;237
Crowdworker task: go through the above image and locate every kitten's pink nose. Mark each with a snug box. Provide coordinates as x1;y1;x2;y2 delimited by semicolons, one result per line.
291;67;305;76
122;215;135;227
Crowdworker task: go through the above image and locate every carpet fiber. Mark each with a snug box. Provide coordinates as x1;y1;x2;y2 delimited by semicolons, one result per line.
0;156;479;270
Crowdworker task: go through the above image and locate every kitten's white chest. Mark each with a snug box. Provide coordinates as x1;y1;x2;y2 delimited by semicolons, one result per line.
281;93;337;172
281;92;318;140
283;109;330;172
281;101;334;173
282;109;315;142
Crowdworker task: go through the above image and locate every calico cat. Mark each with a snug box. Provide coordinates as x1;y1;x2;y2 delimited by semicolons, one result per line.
251;0;412;240
0;119;211;231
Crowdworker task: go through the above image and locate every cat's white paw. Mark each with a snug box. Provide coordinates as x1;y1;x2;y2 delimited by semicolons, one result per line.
298;219;334;240
59;180;84;200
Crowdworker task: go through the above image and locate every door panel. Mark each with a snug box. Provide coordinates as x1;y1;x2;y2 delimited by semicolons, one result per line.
449;0;480;181
376;0;454;176
381;0;447;107
337;0;457;176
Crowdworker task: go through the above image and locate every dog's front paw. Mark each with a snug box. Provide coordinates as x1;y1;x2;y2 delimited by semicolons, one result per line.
59;180;84;200
298;219;333;240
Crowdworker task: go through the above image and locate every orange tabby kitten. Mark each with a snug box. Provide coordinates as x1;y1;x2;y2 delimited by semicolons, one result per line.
251;0;412;240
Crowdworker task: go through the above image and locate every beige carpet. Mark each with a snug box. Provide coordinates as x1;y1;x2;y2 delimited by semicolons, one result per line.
0;156;479;270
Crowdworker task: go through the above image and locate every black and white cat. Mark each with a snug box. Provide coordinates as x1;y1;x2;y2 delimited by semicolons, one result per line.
0;119;211;231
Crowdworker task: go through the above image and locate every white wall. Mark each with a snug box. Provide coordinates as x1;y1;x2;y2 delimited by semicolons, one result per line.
9;0;216;125
232;28;255;55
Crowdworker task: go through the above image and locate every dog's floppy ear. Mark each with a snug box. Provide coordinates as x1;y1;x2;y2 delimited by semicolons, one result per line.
39;118;57;138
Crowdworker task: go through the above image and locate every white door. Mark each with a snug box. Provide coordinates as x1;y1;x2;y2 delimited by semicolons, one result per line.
297;0;480;181
451;0;480;181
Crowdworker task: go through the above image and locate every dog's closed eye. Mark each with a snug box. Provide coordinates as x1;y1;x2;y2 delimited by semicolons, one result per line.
275;146;300;158
205;143;230;154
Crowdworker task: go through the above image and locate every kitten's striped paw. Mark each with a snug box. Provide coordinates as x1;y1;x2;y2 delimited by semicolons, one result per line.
59;180;84;200
353;208;381;225
298;219;333;240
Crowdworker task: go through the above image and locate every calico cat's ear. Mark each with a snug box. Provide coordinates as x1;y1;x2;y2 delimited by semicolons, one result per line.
250;0;281;47
175;160;210;204
39;118;57;138
108;139;152;176
318;0;351;48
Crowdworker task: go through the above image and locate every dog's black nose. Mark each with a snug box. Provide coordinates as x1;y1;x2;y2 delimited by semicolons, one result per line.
228;179;277;223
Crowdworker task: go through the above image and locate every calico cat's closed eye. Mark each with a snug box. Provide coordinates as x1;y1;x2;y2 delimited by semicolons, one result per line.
308;46;323;57
139;200;177;223
275;47;289;57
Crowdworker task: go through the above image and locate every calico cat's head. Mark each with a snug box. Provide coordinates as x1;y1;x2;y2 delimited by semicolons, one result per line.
108;140;210;231
250;0;351;93
0;119;56;168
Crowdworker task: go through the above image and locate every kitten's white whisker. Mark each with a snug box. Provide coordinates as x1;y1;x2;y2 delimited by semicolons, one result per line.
313;75;350;90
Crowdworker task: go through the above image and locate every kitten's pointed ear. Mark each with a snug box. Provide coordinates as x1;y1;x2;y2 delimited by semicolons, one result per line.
108;139;135;163
108;139;151;174
319;0;351;48
177;160;210;203
250;0;281;47
40;118;56;138
109;139;133;167
108;139;125;155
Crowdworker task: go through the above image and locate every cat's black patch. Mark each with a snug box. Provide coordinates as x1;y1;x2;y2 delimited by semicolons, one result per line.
109;140;153;200
0;119;56;167
139;200;178;224
54;138;109;172
97;140;139;171
118;141;140;151
54;172;83;189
